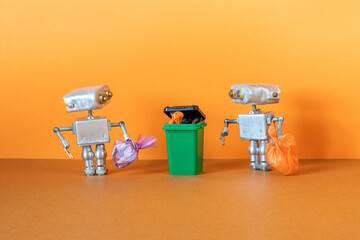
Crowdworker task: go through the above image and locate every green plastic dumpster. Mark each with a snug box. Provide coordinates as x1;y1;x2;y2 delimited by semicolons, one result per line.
162;106;206;175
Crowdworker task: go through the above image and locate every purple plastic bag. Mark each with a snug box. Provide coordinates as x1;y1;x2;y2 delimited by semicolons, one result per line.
112;135;156;168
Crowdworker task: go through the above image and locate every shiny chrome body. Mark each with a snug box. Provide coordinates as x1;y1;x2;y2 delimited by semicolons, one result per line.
53;85;133;176
237;112;274;140
63;85;112;112
74;117;110;147
229;84;280;105
220;84;284;171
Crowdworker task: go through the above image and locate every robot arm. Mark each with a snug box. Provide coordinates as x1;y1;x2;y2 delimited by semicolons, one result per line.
111;121;136;148
220;119;238;145
272;116;284;137
53;126;74;158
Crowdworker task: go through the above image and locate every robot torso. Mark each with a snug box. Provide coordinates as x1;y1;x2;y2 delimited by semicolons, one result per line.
73;116;111;147
237;112;274;140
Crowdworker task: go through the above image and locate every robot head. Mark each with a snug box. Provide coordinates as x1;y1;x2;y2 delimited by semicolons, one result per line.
63;85;113;112
228;84;280;105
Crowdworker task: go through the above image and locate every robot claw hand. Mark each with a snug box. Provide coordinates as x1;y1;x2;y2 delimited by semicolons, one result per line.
64;147;74;159
220;131;228;145
53;127;74;159
220;119;237;145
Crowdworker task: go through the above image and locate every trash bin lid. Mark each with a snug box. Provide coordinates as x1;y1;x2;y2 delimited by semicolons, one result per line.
164;105;206;121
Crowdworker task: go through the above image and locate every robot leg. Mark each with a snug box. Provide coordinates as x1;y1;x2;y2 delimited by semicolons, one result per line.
259;140;272;171
248;140;260;170
82;146;95;176
95;144;108;175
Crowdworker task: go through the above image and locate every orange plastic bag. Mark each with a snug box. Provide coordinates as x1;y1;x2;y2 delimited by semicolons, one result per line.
168;111;184;124
265;124;299;175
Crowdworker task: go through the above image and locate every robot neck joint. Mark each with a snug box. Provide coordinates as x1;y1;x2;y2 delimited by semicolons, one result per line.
87;110;94;120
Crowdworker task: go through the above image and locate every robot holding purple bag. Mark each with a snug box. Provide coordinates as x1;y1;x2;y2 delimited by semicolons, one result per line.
53;85;156;176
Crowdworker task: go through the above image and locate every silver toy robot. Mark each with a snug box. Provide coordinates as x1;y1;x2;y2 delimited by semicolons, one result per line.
220;84;284;171
53;85;134;176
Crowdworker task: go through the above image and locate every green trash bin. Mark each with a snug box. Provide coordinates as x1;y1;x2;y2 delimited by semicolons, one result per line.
162;106;206;175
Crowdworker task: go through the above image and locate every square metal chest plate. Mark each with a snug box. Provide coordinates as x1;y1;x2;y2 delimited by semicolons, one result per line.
74;117;110;146
237;112;273;140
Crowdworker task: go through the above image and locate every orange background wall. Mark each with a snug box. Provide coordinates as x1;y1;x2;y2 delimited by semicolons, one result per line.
1;0;360;160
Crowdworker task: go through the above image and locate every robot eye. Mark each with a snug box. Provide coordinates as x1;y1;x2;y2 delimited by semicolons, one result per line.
106;90;113;98
229;89;245;100
272;92;279;98
236;89;245;100
228;89;236;98
67;102;75;108
98;90;113;104
98;94;108;103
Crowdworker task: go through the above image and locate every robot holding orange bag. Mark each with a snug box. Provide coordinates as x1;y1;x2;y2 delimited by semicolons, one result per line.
220;84;299;175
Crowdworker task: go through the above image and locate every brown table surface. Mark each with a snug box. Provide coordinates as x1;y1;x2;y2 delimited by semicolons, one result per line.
0;159;359;240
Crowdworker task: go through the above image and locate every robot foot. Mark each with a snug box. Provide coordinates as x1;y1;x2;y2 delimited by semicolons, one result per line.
249;163;259;171
96;167;108;175
260;163;272;171
84;167;96;176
